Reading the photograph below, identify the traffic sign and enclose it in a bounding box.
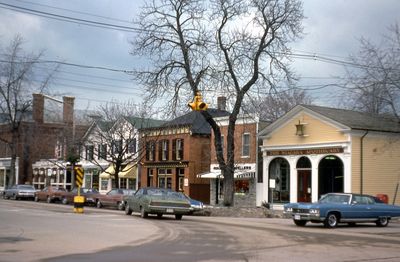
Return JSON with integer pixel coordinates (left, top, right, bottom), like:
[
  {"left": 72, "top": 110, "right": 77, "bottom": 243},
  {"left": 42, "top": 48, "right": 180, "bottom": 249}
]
[{"left": 74, "top": 166, "right": 84, "bottom": 187}]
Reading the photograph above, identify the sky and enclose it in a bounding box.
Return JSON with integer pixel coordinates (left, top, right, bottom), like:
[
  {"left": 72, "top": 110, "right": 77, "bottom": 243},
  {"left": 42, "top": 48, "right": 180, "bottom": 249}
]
[{"left": 0, "top": 0, "right": 399, "bottom": 112}]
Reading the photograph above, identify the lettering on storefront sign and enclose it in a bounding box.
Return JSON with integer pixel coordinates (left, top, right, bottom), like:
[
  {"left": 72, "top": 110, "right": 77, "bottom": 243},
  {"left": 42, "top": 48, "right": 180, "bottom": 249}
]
[{"left": 267, "top": 147, "right": 344, "bottom": 156}]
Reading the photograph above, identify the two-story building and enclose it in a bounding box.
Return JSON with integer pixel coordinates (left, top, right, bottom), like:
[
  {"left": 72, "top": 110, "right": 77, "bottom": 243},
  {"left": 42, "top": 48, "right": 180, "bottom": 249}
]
[
  {"left": 140, "top": 109, "right": 230, "bottom": 204},
  {"left": 79, "top": 116, "right": 165, "bottom": 193},
  {"left": 199, "top": 113, "right": 269, "bottom": 207},
  {"left": 2, "top": 94, "right": 89, "bottom": 190},
  {"left": 259, "top": 104, "right": 400, "bottom": 207}
]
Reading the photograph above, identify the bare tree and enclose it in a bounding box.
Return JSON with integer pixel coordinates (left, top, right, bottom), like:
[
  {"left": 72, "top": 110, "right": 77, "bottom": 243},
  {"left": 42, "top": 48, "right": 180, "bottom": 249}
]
[
  {"left": 132, "top": 0, "right": 304, "bottom": 206},
  {"left": 0, "top": 35, "right": 57, "bottom": 187},
  {"left": 344, "top": 23, "right": 400, "bottom": 120},
  {"left": 243, "top": 88, "right": 312, "bottom": 122},
  {"left": 83, "top": 101, "right": 161, "bottom": 189}
]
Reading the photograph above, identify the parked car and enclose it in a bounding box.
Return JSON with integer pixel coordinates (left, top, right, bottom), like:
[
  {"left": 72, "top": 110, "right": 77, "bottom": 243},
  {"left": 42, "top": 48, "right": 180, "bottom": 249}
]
[
  {"left": 60, "top": 188, "right": 99, "bottom": 205},
  {"left": 124, "top": 187, "right": 193, "bottom": 220},
  {"left": 96, "top": 188, "right": 135, "bottom": 210},
  {"left": 184, "top": 194, "right": 204, "bottom": 212},
  {"left": 34, "top": 186, "right": 67, "bottom": 203},
  {"left": 284, "top": 193, "right": 400, "bottom": 228},
  {"left": 3, "top": 184, "right": 36, "bottom": 200}
]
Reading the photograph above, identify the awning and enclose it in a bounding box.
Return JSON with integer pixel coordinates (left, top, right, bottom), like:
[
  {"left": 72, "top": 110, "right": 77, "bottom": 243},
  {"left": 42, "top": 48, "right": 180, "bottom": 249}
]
[
  {"left": 198, "top": 171, "right": 256, "bottom": 179},
  {"left": 100, "top": 165, "right": 115, "bottom": 179},
  {"left": 119, "top": 164, "right": 137, "bottom": 179}
]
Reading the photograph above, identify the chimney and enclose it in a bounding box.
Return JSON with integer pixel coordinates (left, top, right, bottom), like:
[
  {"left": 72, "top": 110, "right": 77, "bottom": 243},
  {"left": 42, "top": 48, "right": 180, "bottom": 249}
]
[
  {"left": 63, "top": 96, "right": 75, "bottom": 125},
  {"left": 32, "top": 93, "right": 44, "bottom": 123},
  {"left": 217, "top": 96, "right": 226, "bottom": 111}
]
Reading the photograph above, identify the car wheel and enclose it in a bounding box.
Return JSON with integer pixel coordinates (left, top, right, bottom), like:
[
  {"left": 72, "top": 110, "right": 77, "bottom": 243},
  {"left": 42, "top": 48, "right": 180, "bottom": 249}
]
[
  {"left": 12, "top": 194, "right": 18, "bottom": 200},
  {"left": 3, "top": 194, "right": 9, "bottom": 200},
  {"left": 293, "top": 220, "right": 307, "bottom": 227},
  {"left": 125, "top": 204, "right": 132, "bottom": 215},
  {"left": 324, "top": 212, "right": 339, "bottom": 228},
  {"left": 96, "top": 200, "right": 102, "bottom": 208},
  {"left": 376, "top": 217, "right": 389, "bottom": 227},
  {"left": 34, "top": 196, "right": 39, "bottom": 202},
  {"left": 140, "top": 206, "right": 148, "bottom": 218},
  {"left": 157, "top": 213, "right": 163, "bottom": 219},
  {"left": 118, "top": 202, "right": 125, "bottom": 211},
  {"left": 175, "top": 214, "right": 183, "bottom": 220},
  {"left": 47, "top": 196, "right": 52, "bottom": 203},
  {"left": 61, "top": 198, "right": 68, "bottom": 205}
]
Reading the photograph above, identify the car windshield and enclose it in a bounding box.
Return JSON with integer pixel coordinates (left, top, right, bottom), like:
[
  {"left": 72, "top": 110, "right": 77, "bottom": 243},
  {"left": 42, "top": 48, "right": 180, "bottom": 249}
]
[
  {"left": 319, "top": 194, "right": 350, "bottom": 204},
  {"left": 147, "top": 189, "right": 185, "bottom": 199}
]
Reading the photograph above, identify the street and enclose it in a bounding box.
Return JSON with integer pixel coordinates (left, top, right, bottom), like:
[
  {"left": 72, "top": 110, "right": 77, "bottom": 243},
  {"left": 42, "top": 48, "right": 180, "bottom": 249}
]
[{"left": 1, "top": 199, "right": 400, "bottom": 262}]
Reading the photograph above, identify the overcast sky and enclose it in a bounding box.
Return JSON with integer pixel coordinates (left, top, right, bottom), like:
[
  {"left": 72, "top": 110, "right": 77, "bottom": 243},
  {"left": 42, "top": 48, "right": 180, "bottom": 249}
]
[{"left": 0, "top": 0, "right": 399, "bottom": 111}]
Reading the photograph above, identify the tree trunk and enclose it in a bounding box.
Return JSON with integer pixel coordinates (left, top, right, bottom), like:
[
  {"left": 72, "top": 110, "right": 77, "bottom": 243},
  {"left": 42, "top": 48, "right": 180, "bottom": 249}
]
[{"left": 222, "top": 167, "right": 234, "bottom": 206}]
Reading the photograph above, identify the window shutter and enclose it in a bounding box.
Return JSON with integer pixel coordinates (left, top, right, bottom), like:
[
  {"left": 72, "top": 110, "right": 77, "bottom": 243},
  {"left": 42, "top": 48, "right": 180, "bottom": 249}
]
[
  {"left": 180, "top": 139, "right": 184, "bottom": 160},
  {"left": 158, "top": 141, "right": 162, "bottom": 161},
  {"left": 172, "top": 139, "right": 176, "bottom": 160}
]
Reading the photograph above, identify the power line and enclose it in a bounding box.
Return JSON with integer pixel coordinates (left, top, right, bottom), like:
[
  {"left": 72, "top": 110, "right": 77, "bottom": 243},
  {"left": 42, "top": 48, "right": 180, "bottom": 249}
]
[
  {"left": 13, "top": 0, "right": 133, "bottom": 25},
  {"left": 0, "top": 2, "right": 139, "bottom": 32}
]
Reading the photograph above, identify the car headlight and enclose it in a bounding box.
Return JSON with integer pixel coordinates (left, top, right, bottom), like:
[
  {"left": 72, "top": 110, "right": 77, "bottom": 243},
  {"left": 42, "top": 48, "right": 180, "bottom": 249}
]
[{"left": 309, "top": 209, "right": 319, "bottom": 214}]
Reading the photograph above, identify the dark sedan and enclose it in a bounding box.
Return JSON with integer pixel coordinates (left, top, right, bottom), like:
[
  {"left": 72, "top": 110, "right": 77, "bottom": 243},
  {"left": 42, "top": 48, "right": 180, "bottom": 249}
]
[
  {"left": 124, "top": 187, "right": 193, "bottom": 220},
  {"left": 284, "top": 193, "right": 400, "bottom": 228},
  {"left": 3, "top": 184, "right": 36, "bottom": 200}
]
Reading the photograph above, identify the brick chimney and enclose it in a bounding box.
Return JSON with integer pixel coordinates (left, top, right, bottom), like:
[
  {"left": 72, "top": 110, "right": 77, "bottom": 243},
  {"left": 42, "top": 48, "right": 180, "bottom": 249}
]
[
  {"left": 217, "top": 96, "right": 226, "bottom": 111},
  {"left": 63, "top": 96, "right": 75, "bottom": 125},
  {"left": 32, "top": 93, "right": 44, "bottom": 123}
]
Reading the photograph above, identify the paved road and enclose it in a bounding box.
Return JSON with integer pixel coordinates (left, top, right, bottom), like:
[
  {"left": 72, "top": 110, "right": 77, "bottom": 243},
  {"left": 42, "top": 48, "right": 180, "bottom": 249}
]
[{"left": 1, "top": 199, "right": 400, "bottom": 262}]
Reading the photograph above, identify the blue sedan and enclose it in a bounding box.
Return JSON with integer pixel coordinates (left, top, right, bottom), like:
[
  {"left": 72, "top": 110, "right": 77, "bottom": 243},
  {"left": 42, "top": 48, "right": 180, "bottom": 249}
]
[{"left": 284, "top": 193, "right": 400, "bottom": 228}]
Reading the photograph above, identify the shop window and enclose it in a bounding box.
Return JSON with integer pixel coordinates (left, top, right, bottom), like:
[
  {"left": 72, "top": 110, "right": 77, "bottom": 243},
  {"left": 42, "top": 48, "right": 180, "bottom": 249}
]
[
  {"left": 158, "top": 168, "right": 172, "bottom": 189},
  {"left": 177, "top": 168, "right": 185, "bottom": 191},
  {"left": 147, "top": 169, "right": 154, "bottom": 187},
  {"left": 242, "top": 133, "right": 250, "bottom": 157},
  {"left": 235, "top": 180, "right": 249, "bottom": 195},
  {"left": 269, "top": 157, "right": 290, "bottom": 203},
  {"left": 100, "top": 178, "right": 108, "bottom": 191},
  {"left": 120, "top": 178, "right": 127, "bottom": 189}
]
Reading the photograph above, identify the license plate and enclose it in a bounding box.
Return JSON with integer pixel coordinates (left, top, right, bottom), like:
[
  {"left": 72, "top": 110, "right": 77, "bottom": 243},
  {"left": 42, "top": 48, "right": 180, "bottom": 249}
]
[
  {"left": 294, "top": 214, "right": 301, "bottom": 220},
  {"left": 166, "top": 208, "right": 174, "bottom": 213}
]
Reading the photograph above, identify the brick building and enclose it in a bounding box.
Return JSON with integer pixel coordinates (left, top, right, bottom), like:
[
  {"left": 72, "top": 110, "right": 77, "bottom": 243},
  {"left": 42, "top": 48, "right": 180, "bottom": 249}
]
[
  {"left": 0, "top": 94, "right": 88, "bottom": 191},
  {"left": 140, "top": 109, "right": 229, "bottom": 204},
  {"left": 200, "top": 113, "right": 269, "bottom": 207}
]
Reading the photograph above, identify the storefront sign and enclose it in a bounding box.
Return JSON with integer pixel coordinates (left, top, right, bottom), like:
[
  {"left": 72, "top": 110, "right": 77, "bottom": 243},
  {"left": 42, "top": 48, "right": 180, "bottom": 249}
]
[{"left": 267, "top": 147, "right": 343, "bottom": 156}]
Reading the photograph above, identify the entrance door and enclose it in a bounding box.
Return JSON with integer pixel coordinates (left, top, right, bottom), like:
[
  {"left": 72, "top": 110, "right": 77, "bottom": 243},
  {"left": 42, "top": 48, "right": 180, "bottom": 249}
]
[{"left": 297, "top": 170, "right": 311, "bottom": 202}]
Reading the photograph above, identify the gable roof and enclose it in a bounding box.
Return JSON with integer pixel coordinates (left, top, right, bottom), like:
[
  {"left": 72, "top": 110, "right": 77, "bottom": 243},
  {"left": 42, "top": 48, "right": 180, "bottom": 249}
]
[
  {"left": 124, "top": 116, "right": 166, "bottom": 129},
  {"left": 162, "top": 108, "right": 230, "bottom": 135},
  {"left": 301, "top": 105, "right": 400, "bottom": 133}
]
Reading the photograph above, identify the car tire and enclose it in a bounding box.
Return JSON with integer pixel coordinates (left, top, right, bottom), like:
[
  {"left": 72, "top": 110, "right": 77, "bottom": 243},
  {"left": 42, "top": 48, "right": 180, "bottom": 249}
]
[
  {"left": 125, "top": 204, "right": 132, "bottom": 215},
  {"left": 293, "top": 220, "right": 307, "bottom": 227},
  {"left": 34, "top": 196, "right": 39, "bottom": 202},
  {"left": 12, "top": 194, "right": 18, "bottom": 200},
  {"left": 96, "top": 200, "right": 102, "bottom": 208},
  {"left": 61, "top": 198, "right": 68, "bottom": 205},
  {"left": 3, "top": 194, "right": 8, "bottom": 200},
  {"left": 46, "top": 196, "right": 52, "bottom": 203},
  {"left": 376, "top": 217, "right": 389, "bottom": 227},
  {"left": 324, "top": 212, "right": 339, "bottom": 228},
  {"left": 118, "top": 202, "right": 125, "bottom": 211},
  {"left": 157, "top": 213, "right": 163, "bottom": 219},
  {"left": 175, "top": 214, "right": 183, "bottom": 220},
  {"left": 140, "top": 206, "right": 148, "bottom": 218}
]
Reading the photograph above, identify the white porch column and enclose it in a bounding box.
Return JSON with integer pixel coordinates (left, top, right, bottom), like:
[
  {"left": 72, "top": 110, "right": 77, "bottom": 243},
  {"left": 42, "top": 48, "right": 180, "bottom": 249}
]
[{"left": 310, "top": 156, "right": 319, "bottom": 202}]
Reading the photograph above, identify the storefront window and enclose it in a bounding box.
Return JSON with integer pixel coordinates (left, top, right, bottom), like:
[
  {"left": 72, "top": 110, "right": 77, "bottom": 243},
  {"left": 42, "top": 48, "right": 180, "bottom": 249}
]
[
  {"left": 100, "top": 178, "right": 108, "bottom": 191},
  {"left": 235, "top": 180, "right": 249, "bottom": 195},
  {"left": 158, "top": 168, "right": 172, "bottom": 189},
  {"left": 269, "top": 158, "right": 290, "bottom": 203}
]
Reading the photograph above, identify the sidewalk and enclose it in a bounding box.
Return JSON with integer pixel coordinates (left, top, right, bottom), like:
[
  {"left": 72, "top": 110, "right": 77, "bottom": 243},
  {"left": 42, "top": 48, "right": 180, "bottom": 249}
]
[{"left": 201, "top": 206, "right": 285, "bottom": 218}]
